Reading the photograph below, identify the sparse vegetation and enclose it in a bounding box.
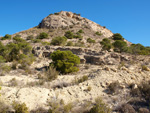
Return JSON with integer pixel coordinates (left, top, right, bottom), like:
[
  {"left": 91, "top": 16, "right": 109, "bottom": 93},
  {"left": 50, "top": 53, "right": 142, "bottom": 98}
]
[
  {"left": 50, "top": 50, "right": 80, "bottom": 74},
  {"left": 89, "top": 97, "right": 111, "bottom": 113},
  {"left": 77, "top": 75, "right": 88, "bottom": 83},
  {"left": 12, "top": 101, "right": 29, "bottom": 113},
  {"left": 1, "top": 34, "right": 11, "bottom": 40},
  {"left": 64, "top": 103, "right": 73, "bottom": 113},
  {"left": 87, "top": 38, "right": 96, "bottom": 43},
  {"left": 44, "top": 66, "right": 59, "bottom": 81},
  {"left": 74, "top": 41, "right": 84, "bottom": 47},
  {"left": 107, "top": 81, "right": 121, "bottom": 94},
  {"left": 66, "top": 41, "right": 74, "bottom": 46},
  {"left": 64, "top": 31, "right": 74, "bottom": 39},
  {"left": 100, "top": 38, "right": 112, "bottom": 51},
  {"left": 51, "top": 36, "right": 67, "bottom": 46},
  {"left": 37, "top": 32, "right": 48, "bottom": 39},
  {"left": 95, "top": 31, "right": 102, "bottom": 36}
]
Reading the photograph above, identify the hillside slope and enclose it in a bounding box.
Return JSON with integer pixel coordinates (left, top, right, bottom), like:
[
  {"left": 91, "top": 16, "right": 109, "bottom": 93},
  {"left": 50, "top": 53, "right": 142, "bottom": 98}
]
[{"left": 0, "top": 11, "right": 150, "bottom": 113}]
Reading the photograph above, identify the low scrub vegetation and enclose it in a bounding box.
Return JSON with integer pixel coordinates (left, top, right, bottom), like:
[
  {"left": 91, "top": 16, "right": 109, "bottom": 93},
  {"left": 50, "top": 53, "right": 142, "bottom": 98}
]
[
  {"left": 87, "top": 38, "right": 95, "bottom": 43},
  {"left": 95, "top": 31, "right": 102, "bottom": 36},
  {"left": 89, "top": 97, "right": 111, "bottom": 113},
  {"left": 37, "top": 32, "right": 48, "bottom": 39},
  {"left": 50, "top": 50, "right": 80, "bottom": 74},
  {"left": 1, "top": 34, "right": 11, "bottom": 40},
  {"left": 100, "top": 38, "right": 112, "bottom": 51},
  {"left": 51, "top": 36, "right": 67, "bottom": 46}
]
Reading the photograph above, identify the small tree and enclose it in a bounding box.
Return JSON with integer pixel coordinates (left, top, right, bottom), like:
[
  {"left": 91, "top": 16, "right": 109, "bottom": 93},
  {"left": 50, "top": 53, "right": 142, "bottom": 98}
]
[
  {"left": 37, "top": 32, "right": 48, "bottom": 39},
  {"left": 51, "top": 36, "right": 67, "bottom": 46},
  {"left": 113, "top": 40, "right": 128, "bottom": 53},
  {"left": 87, "top": 38, "right": 95, "bottom": 43},
  {"left": 64, "top": 31, "right": 74, "bottom": 39},
  {"left": 1, "top": 34, "right": 11, "bottom": 40},
  {"left": 50, "top": 50, "right": 80, "bottom": 74},
  {"left": 100, "top": 38, "right": 112, "bottom": 51},
  {"left": 112, "top": 33, "right": 124, "bottom": 40}
]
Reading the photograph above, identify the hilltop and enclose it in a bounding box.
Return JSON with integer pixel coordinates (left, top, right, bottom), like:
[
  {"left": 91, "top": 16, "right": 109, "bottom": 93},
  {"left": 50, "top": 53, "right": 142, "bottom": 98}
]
[{"left": 0, "top": 11, "right": 150, "bottom": 113}]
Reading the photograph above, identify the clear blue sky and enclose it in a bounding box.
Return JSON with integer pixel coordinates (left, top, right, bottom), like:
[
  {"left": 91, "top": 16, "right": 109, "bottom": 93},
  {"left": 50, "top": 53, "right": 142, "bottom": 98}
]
[{"left": 0, "top": 0, "right": 150, "bottom": 46}]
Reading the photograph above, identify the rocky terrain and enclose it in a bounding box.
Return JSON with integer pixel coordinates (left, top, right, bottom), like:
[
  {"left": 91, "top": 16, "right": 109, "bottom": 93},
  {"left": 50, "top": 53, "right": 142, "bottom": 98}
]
[{"left": 0, "top": 11, "right": 150, "bottom": 113}]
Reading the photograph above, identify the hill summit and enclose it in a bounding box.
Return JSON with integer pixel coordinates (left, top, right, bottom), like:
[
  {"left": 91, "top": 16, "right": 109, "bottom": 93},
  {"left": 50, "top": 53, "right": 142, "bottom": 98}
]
[{"left": 39, "top": 11, "right": 113, "bottom": 38}]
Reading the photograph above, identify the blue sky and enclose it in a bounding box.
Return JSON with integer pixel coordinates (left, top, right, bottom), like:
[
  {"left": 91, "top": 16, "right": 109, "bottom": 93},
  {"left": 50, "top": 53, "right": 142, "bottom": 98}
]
[{"left": 0, "top": 0, "right": 150, "bottom": 46}]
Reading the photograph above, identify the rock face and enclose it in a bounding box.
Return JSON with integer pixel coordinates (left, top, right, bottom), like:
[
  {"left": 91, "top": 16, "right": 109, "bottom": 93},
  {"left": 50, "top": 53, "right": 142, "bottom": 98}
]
[{"left": 39, "top": 11, "right": 113, "bottom": 38}]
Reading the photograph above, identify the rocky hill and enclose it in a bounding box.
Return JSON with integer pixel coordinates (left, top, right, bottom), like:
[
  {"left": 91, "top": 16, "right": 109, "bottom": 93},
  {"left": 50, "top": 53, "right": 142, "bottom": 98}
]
[{"left": 0, "top": 11, "right": 150, "bottom": 113}]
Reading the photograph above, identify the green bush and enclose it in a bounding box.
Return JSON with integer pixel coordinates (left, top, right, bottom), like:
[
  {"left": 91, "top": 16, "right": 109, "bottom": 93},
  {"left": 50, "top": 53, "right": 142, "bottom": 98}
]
[
  {"left": 41, "top": 41, "right": 51, "bottom": 46},
  {"left": 37, "top": 32, "right": 48, "bottom": 39},
  {"left": 89, "top": 97, "right": 111, "bottom": 113},
  {"left": 50, "top": 50, "right": 80, "bottom": 74},
  {"left": 1, "top": 34, "right": 11, "bottom": 40},
  {"left": 13, "top": 36, "right": 25, "bottom": 43},
  {"left": 112, "top": 33, "right": 124, "bottom": 40},
  {"left": 32, "top": 39, "right": 42, "bottom": 43},
  {"left": 78, "top": 29, "right": 84, "bottom": 33},
  {"left": 51, "top": 36, "right": 67, "bottom": 46},
  {"left": 64, "top": 31, "right": 74, "bottom": 39},
  {"left": 100, "top": 38, "right": 112, "bottom": 51},
  {"left": 113, "top": 40, "right": 128, "bottom": 53},
  {"left": 78, "top": 75, "right": 88, "bottom": 83},
  {"left": 87, "top": 38, "right": 95, "bottom": 43},
  {"left": 12, "top": 102, "right": 29, "bottom": 113},
  {"left": 66, "top": 41, "right": 74, "bottom": 46},
  {"left": 95, "top": 32, "right": 102, "bottom": 36},
  {"left": 128, "top": 43, "right": 150, "bottom": 55},
  {"left": 73, "top": 32, "right": 83, "bottom": 40},
  {"left": 64, "top": 103, "right": 73, "bottom": 113}
]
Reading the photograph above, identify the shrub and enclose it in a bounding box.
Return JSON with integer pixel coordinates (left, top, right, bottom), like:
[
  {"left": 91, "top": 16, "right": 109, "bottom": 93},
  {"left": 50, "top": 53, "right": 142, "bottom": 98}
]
[
  {"left": 41, "top": 41, "right": 50, "bottom": 46},
  {"left": 73, "top": 32, "right": 83, "bottom": 39},
  {"left": 74, "top": 41, "right": 84, "bottom": 47},
  {"left": 113, "top": 40, "right": 128, "bottom": 53},
  {"left": 87, "top": 38, "right": 95, "bottom": 43},
  {"left": 64, "top": 103, "right": 73, "bottom": 113},
  {"left": 37, "top": 32, "right": 48, "bottom": 39},
  {"left": 44, "top": 66, "right": 59, "bottom": 81},
  {"left": 64, "top": 31, "right": 74, "bottom": 39},
  {"left": 50, "top": 50, "right": 80, "bottom": 74},
  {"left": 51, "top": 36, "right": 67, "bottom": 46},
  {"left": 32, "top": 39, "right": 42, "bottom": 43},
  {"left": 0, "top": 64, "right": 11, "bottom": 76},
  {"left": 0, "top": 55, "right": 6, "bottom": 63},
  {"left": 87, "top": 86, "right": 92, "bottom": 91},
  {"left": 26, "top": 35, "right": 34, "bottom": 40},
  {"left": 95, "top": 32, "right": 102, "bottom": 36},
  {"left": 118, "top": 104, "right": 136, "bottom": 113},
  {"left": 78, "top": 29, "right": 84, "bottom": 33},
  {"left": 107, "top": 81, "right": 121, "bottom": 94},
  {"left": 66, "top": 41, "right": 74, "bottom": 46},
  {"left": 112, "top": 33, "right": 124, "bottom": 40},
  {"left": 78, "top": 75, "right": 88, "bottom": 83},
  {"left": 100, "top": 38, "right": 112, "bottom": 51},
  {"left": 128, "top": 43, "right": 150, "bottom": 55},
  {"left": 89, "top": 97, "right": 111, "bottom": 113},
  {"left": 141, "top": 65, "right": 149, "bottom": 71},
  {"left": 12, "top": 101, "right": 29, "bottom": 113},
  {"left": 1, "top": 34, "right": 11, "bottom": 40},
  {"left": 13, "top": 36, "right": 25, "bottom": 43}
]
